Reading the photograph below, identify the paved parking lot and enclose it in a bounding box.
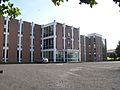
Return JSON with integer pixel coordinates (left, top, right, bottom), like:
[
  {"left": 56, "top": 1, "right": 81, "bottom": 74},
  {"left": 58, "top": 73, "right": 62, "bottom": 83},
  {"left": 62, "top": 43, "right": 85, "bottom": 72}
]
[{"left": 0, "top": 61, "right": 120, "bottom": 90}]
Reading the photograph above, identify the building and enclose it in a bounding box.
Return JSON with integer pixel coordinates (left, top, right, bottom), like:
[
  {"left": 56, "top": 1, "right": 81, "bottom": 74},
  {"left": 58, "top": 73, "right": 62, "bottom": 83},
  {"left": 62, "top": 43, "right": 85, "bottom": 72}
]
[
  {"left": 81, "top": 33, "right": 107, "bottom": 62},
  {"left": 0, "top": 16, "right": 107, "bottom": 63},
  {"left": 41, "top": 21, "right": 81, "bottom": 62},
  {"left": 0, "top": 16, "right": 41, "bottom": 63}
]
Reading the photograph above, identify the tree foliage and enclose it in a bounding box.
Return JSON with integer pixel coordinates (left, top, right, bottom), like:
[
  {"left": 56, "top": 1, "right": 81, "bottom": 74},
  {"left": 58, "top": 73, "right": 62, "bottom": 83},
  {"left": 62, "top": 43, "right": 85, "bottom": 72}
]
[
  {"left": 0, "top": 0, "right": 120, "bottom": 19},
  {"left": 52, "top": 0, "right": 120, "bottom": 7},
  {"left": 0, "top": 0, "right": 21, "bottom": 18},
  {"left": 113, "top": 0, "right": 120, "bottom": 7},
  {"left": 109, "top": 52, "right": 117, "bottom": 60},
  {"left": 52, "top": 0, "right": 97, "bottom": 7},
  {"left": 115, "top": 41, "right": 120, "bottom": 58}
]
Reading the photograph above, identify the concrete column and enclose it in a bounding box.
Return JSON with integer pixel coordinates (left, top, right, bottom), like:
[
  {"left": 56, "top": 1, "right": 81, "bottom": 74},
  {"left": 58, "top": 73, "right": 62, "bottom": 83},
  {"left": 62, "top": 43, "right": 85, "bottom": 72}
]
[
  {"left": 71, "top": 26, "right": 74, "bottom": 49},
  {"left": 53, "top": 20, "right": 56, "bottom": 62},
  {"left": 84, "top": 36, "right": 86, "bottom": 62},
  {"left": 18, "top": 19, "right": 23, "bottom": 63},
  {"left": 63, "top": 23, "right": 66, "bottom": 62},
  {"left": 78, "top": 27, "right": 81, "bottom": 62},
  {"left": 30, "top": 22, "right": 34, "bottom": 63},
  {"left": 41, "top": 25, "right": 44, "bottom": 59},
  {"left": 4, "top": 17, "right": 9, "bottom": 63}
]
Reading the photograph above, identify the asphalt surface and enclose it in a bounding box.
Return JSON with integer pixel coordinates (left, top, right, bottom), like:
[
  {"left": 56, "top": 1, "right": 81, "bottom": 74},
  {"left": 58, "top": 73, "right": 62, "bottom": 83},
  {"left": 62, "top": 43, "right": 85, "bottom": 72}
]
[{"left": 0, "top": 61, "right": 120, "bottom": 90}]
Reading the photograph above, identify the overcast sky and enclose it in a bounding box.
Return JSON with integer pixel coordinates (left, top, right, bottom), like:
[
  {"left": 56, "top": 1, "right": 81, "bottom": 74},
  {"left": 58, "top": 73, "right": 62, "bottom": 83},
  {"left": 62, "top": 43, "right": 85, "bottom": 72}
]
[{"left": 11, "top": 0, "right": 120, "bottom": 50}]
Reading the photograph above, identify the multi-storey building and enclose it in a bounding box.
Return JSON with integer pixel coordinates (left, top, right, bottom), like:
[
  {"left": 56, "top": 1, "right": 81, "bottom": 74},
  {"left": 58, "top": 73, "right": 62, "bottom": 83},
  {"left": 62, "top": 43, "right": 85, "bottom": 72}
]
[
  {"left": 0, "top": 16, "right": 107, "bottom": 63},
  {"left": 81, "top": 33, "right": 107, "bottom": 62},
  {"left": 41, "top": 21, "right": 81, "bottom": 62},
  {"left": 0, "top": 16, "right": 41, "bottom": 63}
]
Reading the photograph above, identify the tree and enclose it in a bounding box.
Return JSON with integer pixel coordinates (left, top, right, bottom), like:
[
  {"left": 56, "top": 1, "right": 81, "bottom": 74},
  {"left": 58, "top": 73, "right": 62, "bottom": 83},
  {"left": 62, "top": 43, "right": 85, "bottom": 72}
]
[
  {"left": 115, "top": 41, "right": 120, "bottom": 59},
  {"left": 52, "top": 0, "right": 120, "bottom": 7},
  {"left": 52, "top": 0, "right": 97, "bottom": 8},
  {"left": 109, "top": 52, "right": 117, "bottom": 60},
  {"left": 0, "top": 0, "right": 120, "bottom": 18},
  {"left": 0, "top": 0, "right": 21, "bottom": 18}
]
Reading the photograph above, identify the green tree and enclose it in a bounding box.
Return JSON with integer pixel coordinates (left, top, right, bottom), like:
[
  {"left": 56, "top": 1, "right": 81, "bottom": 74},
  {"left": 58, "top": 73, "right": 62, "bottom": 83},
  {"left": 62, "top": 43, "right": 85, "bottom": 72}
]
[
  {"left": 52, "top": 0, "right": 97, "bottom": 7},
  {"left": 0, "top": 0, "right": 21, "bottom": 18},
  {"left": 0, "top": 0, "right": 120, "bottom": 18},
  {"left": 109, "top": 52, "right": 117, "bottom": 60},
  {"left": 52, "top": 0, "right": 120, "bottom": 7},
  {"left": 115, "top": 41, "right": 120, "bottom": 59}
]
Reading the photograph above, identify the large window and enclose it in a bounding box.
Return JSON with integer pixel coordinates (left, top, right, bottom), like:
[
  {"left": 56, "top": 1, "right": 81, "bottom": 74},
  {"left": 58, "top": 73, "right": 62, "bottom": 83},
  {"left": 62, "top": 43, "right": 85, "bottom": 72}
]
[
  {"left": 56, "top": 51, "right": 64, "bottom": 62},
  {"left": 43, "top": 25, "right": 54, "bottom": 37},
  {"left": 65, "top": 51, "right": 79, "bottom": 62},
  {"left": 43, "top": 51, "right": 53, "bottom": 62},
  {"left": 43, "top": 38, "right": 54, "bottom": 49}
]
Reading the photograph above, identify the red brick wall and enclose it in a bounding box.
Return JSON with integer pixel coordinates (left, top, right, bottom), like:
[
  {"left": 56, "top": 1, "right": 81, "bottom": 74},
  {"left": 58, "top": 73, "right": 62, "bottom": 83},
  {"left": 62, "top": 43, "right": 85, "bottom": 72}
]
[
  {"left": 86, "top": 37, "right": 89, "bottom": 62},
  {"left": 0, "top": 16, "right": 4, "bottom": 62},
  {"left": 56, "top": 23, "right": 63, "bottom": 50},
  {"left": 34, "top": 24, "right": 41, "bottom": 62},
  {"left": 22, "top": 21, "right": 30, "bottom": 62},
  {"left": 8, "top": 19, "right": 19, "bottom": 63},
  {"left": 80, "top": 35, "right": 85, "bottom": 62},
  {"left": 73, "top": 28, "right": 79, "bottom": 49},
  {"left": 89, "top": 36, "right": 94, "bottom": 61},
  {"left": 65, "top": 25, "right": 72, "bottom": 49}
]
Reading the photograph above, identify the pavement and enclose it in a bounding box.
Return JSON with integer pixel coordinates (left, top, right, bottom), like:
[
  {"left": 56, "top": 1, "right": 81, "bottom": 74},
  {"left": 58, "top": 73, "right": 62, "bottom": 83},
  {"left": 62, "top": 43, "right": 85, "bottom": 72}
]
[{"left": 0, "top": 61, "right": 120, "bottom": 90}]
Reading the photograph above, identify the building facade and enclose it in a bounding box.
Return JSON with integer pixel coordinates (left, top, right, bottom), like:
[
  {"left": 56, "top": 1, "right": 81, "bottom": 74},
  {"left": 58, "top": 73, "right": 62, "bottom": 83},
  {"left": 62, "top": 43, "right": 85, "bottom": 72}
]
[
  {"left": 41, "top": 21, "right": 81, "bottom": 62},
  {"left": 0, "top": 16, "right": 107, "bottom": 63},
  {"left": 81, "top": 33, "right": 107, "bottom": 62},
  {"left": 0, "top": 16, "right": 41, "bottom": 63}
]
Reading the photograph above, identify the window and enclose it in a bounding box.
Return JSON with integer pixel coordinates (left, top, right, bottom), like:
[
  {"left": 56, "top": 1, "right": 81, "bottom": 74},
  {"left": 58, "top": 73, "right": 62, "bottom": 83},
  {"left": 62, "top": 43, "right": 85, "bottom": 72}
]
[
  {"left": 43, "top": 38, "right": 54, "bottom": 49},
  {"left": 30, "top": 51, "right": 34, "bottom": 62},
  {"left": 49, "top": 38, "right": 54, "bottom": 48},
  {"left": 21, "top": 24, "right": 23, "bottom": 34},
  {"left": 30, "top": 27, "right": 32, "bottom": 36},
  {"left": 4, "top": 19, "right": 6, "bottom": 25},
  {"left": 20, "top": 51, "right": 22, "bottom": 59},
  {"left": 41, "top": 28, "right": 42, "bottom": 37},
  {"left": 94, "top": 38, "right": 96, "bottom": 43},
  {"left": 6, "top": 49, "right": 8, "bottom": 58},
  {"left": 2, "top": 50, "right": 5, "bottom": 58},
  {"left": 49, "top": 25, "right": 54, "bottom": 36},
  {"left": 33, "top": 51, "right": 34, "bottom": 61},
  {"left": 68, "top": 33, "right": 70, "bottom": 37},
  {"left": 8, "top": 21, "right": 10, "bottom": 32},
  {"left": 89, "top": 39, "right": 90, "bottom": 45},
  {"left": 94, "top": 48, "right": 96, "bottom": 52},
  {"left": 18, "top": 23, "right": 20, "bottom": 34},
  {"left": 17, "top": 50, "right": 19, "bottom": 61},
  {"left": 56, "top": 51, "right": 64, "bottom": 62},
  {"left": 7, "top": 35, "right": 9, "bottom": 47},
  {"left": 43, "top": 25, "right": 54, "bottom": 37},
  {"left": 94, "top": 53, "right": 96, "bottom": 57},
  {"left": 3, "top": 34, "right": 5, "bottom": 46},
  {"left": 66, "top": 52, "right": 79, "bottom": 62},
  {"left": 4, "top": 28, "right": 6, "bottom": 32},
  {"left": 43, "top": 51, "right": 53, "bottom": 62}
]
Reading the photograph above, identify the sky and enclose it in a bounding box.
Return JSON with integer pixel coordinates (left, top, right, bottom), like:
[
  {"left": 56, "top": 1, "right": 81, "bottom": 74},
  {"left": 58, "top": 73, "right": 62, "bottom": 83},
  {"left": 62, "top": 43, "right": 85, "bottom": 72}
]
[{"left": 11, "top": 0, "right": 120, "bottom": 50}]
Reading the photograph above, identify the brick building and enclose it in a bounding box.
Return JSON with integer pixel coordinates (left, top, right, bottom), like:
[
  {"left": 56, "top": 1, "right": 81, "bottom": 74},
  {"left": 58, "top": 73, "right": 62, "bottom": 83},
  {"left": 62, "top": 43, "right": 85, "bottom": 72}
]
[
  {"left": 0, "top": 16, "right": 107, "bottom": 63},
  {"left": 81, "top": 33, "right": 107, "bottom": 62},
  {"left": 0, "top": 16, "right": 41, "bottom": 63},
  {"left": 41, "top": 21, "right": 81, "bottom": 62}
]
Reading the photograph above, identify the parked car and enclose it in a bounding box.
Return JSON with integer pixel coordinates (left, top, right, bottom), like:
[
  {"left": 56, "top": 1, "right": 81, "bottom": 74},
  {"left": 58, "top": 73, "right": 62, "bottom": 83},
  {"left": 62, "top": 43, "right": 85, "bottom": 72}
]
[{"left": 42, "top": 57, "right": 49, "bottom": 63}]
